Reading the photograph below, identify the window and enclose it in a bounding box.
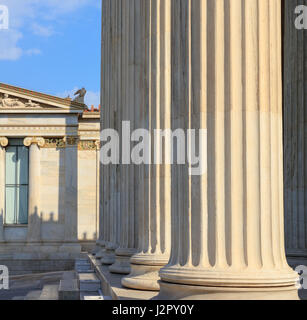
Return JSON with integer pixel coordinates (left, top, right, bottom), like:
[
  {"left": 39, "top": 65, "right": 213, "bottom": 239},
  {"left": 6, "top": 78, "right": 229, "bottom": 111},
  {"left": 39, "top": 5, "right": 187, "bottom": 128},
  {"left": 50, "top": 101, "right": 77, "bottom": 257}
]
[{"left": 5, "top": 139, "right": 29, "bottom": 225}]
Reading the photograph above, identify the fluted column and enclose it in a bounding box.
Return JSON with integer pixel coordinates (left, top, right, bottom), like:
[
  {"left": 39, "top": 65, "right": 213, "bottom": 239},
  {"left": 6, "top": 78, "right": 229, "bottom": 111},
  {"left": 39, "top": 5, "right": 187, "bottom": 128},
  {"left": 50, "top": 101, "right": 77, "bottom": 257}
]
[
  {"left": 101, "top": 0, "right": 119, "bottom": 265},
  {"left": 24, "top": 137, "right": 45, "bottom": 242},
  {"left": 284, "top": 0, "right": 307, "bottom": 267},
  {"left": 0, "top": 137, "right": 8, "bottom": 241},
  {"left": 121, "top": 0, "right": 172, "bottom": 291},
  {"left": 109, "top": 0, "right": 138, "bottom": 274},
  {"left": 158, "top": 0, "right": 298, "bottom": 300}
]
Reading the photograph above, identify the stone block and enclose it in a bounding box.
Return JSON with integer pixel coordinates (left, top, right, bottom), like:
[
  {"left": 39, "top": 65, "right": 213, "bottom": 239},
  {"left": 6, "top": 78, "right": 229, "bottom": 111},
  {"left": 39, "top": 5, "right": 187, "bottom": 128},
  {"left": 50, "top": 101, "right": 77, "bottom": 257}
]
[{"left": 58, "top": 279, "right": 79, "bottom": 300}]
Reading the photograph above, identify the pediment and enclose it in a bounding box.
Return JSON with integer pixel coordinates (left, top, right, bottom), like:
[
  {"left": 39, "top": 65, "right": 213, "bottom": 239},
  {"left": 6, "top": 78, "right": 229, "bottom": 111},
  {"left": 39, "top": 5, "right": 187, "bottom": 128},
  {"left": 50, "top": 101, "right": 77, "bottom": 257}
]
[{"left": 0, "top": 83, "right": 86, "bottom": 113}]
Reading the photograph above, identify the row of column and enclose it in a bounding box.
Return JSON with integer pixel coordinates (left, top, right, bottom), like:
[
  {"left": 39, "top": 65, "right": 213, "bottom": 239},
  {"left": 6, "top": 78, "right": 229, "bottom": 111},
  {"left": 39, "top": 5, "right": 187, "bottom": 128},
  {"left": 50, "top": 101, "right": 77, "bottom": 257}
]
[{"left": 99, "top": 0, "right": 299, "bottom": 299}]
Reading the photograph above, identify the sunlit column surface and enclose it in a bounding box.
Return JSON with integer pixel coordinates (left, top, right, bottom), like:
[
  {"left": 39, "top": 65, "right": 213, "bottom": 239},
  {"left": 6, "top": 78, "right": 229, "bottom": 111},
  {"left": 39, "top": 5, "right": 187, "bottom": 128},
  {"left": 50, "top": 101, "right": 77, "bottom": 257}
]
[{"left": 157, "top": 0, "right": 299, "bottom": 300}]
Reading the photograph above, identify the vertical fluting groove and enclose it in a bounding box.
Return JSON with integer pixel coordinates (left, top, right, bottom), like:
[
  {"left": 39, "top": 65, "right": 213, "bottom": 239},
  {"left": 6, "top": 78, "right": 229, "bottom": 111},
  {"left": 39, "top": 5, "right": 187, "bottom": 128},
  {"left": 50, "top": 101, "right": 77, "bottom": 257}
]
[
  {"left": 244, "top": 0, "right": 262, "bottom": 269},
  {"left": 139, "top": 0, "right": 145, "bottom": 252},
  {"left": 270, "top": 0, "right": 282, "bottom": 267},
  {"left": 148, "top": 0, "right": 154, "bottom": 254},
  {"left": 162, "top": 0, "right": 171, "bottom": 256},
  {"left": 224, "top": 0, "right": 231, "bottom": 268},
  {"left": 177, "top": 0, "right": 184, "bottom": 266},
  {"left": 186, "top": 0, "right": 193, "bottom": 267},
  {"left": 122, "top": 0, "right": 128, "bottom": 249},
  {"left": 206, "top": 0, "right": 216, "bottom": 267},
  {"left": 214, "top": 0, "right": 227, "bottom": 269},
  {"left": 129, "top": 1, "right": 136, "bottom": 249},
  {"left": 101, "top": 0, "right": 106, "bottom": 245},
  {"left": 258, "top": 0, "right": 274, "bottom": 269},
  {"left": 276, "top": 0, "right": 287, "bottom": 267},
  {"left": 105, "top": 0, "right": 111, "bottom": 246},
  {"left": 199, "top": 0, "right": 210, "bottom": 269},
  {"left": 229, "top": 0, "right": 246, "bottom": 269},
  {"left": 169, "top": 0, "right": 179, "bottom": 266},
  {"left": 155, "top": 0, "right": 161, "bottom": 255},
  {"left": 117, "top": 0, "right": 122, "bottom": 247}
]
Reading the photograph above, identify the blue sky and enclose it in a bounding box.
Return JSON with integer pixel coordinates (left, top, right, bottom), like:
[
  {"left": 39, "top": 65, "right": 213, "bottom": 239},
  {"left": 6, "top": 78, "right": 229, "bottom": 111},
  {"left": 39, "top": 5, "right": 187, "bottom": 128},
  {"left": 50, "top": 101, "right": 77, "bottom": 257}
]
[{"left": 0, "top": 0, "right": 101, "bottom": 107}]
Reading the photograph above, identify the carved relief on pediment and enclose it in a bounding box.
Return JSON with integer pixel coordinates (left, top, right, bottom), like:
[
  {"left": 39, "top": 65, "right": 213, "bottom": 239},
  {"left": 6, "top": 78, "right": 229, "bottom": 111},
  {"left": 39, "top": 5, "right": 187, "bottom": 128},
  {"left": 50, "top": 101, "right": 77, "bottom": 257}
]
[{"left": 0, "top": 93, "right": 42, "bottom": 108}]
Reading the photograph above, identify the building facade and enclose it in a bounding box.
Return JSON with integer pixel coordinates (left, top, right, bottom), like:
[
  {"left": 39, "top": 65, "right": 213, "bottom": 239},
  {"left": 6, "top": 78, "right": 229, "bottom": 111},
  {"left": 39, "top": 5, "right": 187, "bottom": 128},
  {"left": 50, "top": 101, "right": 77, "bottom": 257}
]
[{"left": 0, "top": 83, "right": 100, "bottom": 273}]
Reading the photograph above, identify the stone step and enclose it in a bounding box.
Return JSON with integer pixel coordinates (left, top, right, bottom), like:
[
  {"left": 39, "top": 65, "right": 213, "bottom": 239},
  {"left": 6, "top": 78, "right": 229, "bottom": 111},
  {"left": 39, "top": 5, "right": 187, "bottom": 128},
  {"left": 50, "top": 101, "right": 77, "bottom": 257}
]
[
  {"left": 24, "top": 290, "right": 42, "bottom": 300},
  {"left": 75, "top": 259, "right": 89, "bottom": 265},
  {"left": 78, "top": 273, "right": 101, "bottom": 292},
  {"left": 75, "top": 264, "right": 92, "bottom": 272},
  {"left": 39, "top": 284, "right": 59, "bottom": 300},
  {"left": 58, "top": 279, "right": 79, "bottom": 300},
  {"left": 76, "top": 268, "right": 94, "bottom": 274}
]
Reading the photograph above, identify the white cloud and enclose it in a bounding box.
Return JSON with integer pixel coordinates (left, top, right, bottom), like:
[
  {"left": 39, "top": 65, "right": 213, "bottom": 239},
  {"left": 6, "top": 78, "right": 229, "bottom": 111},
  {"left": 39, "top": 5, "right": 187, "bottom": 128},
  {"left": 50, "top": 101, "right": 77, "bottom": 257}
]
[
  {"left": 57, "top": 87, "right": 100, "bottom": 107},
  {"left": 0, "top": 0, "right": 100, "bottom": 60}
]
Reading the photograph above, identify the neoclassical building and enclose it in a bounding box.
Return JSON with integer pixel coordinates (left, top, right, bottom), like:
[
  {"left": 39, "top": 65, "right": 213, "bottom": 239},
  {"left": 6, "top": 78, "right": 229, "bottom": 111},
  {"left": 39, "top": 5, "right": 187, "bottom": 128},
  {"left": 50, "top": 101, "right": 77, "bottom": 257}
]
[
  {"left": 95, "top": 0, "right": 307, "bottom": 300},
  {"left": 0, "top": 83, "right": 100, "bottom": 273}
]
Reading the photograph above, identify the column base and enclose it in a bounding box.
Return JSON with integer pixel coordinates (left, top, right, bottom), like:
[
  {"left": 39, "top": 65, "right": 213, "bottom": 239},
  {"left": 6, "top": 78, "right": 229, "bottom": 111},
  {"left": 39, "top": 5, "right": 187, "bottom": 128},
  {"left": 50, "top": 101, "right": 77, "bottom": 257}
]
[
  {"left": 156, "top": 281, "right": 299, "bottom": 300},
  {"left": 109, "top": 255, "right": 132, "bottom": 275},
  {"left": 101, "top": 248, "right": 116, "bottom": 265},
  {"left": 121, "top": 263, "right": 162, "bottom": 291},
  {"left": 109, "top": 248, "right": 136, "bottom": 275},
  {"left": 96, "top": 248, "right": 106, "bottom": 259}
]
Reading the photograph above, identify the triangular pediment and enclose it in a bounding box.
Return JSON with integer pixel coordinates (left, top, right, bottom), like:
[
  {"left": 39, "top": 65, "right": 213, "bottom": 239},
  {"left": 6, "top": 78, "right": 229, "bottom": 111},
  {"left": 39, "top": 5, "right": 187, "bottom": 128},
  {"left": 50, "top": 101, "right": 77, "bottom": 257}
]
[{"left": 0, "top": 83, "right": 86, "bottom": 113}]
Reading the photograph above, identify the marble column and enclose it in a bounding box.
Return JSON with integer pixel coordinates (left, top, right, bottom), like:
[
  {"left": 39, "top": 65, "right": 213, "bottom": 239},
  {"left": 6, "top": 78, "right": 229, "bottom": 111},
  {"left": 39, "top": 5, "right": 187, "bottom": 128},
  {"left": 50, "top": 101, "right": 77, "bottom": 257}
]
[
  {"left": 109, "top": 0, "right": 138, "bottom": 275},
  {"left": 0, "top": 137, "right": 8, "bottom": 241},
  {"left": 157, "top": 0, "right": 298, "bottom": 300},
  {"left": 100, "top": 0, "right": 119, "bottom": 265},
  {"left": 24, "top": 137, "right": 45, "bottom": 242},
  {"left": 283, "top": 0, "right": 307, "bottom": 267},
  {"left": 121, "top": 0, "right": 172, "bottom": 290}
]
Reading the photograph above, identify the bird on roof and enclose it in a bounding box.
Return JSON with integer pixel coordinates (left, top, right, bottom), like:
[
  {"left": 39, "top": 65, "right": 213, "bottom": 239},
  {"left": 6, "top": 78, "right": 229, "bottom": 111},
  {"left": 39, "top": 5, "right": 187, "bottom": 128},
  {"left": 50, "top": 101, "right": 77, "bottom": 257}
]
[{"left": 73, "top": 88, "right": 87, "bottom": 104}]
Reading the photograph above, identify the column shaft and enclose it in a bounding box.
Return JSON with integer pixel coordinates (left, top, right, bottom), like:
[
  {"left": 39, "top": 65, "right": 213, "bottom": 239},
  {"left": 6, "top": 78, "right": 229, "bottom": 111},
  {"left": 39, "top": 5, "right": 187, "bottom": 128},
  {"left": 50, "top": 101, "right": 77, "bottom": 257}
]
[
  {"left": 101, "top": 0, "right": 120, "bottom": 265},
  {"left": 158, "top": 0, "right": 298, "bottom": 300},
  {"left": 109, "top": 0, "right": 138, "bottom": 275},
  {"left": 121, "top": 0, "right": 172, "bottom": 291}
]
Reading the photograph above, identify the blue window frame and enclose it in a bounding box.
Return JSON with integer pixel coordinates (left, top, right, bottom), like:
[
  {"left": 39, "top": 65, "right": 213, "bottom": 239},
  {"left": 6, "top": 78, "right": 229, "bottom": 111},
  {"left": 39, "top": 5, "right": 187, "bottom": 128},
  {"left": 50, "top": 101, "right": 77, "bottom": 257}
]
[{"left": 5, "top": 139, "right": 29, "bottom": 225}]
